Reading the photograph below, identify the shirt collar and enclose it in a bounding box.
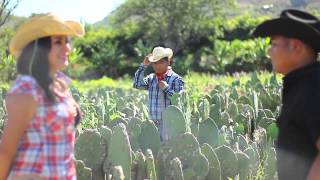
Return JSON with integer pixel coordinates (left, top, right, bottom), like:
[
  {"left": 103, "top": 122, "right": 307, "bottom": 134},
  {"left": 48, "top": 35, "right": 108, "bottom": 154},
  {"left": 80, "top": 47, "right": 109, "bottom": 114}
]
[{"left": 283, "top": 61, "right": 320, "bottom": 86}]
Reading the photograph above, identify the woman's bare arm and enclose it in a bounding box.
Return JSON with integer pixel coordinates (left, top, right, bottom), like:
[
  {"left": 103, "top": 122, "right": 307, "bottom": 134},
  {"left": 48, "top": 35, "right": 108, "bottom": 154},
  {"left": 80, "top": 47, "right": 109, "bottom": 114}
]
[{"left": 0, "top": 94, "right": 37, "bottom": 180}]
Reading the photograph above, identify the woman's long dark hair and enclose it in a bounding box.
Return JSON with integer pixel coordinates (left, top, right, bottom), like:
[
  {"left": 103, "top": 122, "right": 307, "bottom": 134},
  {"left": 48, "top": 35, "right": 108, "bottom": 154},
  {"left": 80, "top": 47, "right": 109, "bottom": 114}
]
[{"left": 17, "top": 36, "right": 55, "bottom": 102}]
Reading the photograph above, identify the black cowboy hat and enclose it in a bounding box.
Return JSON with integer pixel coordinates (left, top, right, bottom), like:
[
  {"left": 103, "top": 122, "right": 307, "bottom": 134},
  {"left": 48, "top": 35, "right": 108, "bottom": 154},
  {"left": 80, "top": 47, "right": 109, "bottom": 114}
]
[{"left": 253, "top": 9, "right": 320, "bottom": 52}]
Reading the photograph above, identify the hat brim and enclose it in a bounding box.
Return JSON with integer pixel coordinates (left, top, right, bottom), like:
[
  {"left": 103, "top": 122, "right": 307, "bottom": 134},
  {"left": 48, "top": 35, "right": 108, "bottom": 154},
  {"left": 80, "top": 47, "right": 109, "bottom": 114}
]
[
  {"left": 253, "top": 18, "right": 320, "bottom": 52},
  {"left": 148, "top": 55, "right": 163, "bottom": 63},
  {"left": 10, "top": 17, "right": 85, "bottom": 59}
]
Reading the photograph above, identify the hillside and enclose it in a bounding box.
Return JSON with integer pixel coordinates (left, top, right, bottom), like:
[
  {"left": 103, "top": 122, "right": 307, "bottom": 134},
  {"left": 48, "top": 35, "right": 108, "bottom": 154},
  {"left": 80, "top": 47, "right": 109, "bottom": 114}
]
[
  {"left": 238, "top": 0, "right": 320, "bottom": 7},
  {"left": 236, "top": 0, "right": 320, "bottom": 15},
  {"left": 94, "top": 0, "right": 320, "bottom": 27}
]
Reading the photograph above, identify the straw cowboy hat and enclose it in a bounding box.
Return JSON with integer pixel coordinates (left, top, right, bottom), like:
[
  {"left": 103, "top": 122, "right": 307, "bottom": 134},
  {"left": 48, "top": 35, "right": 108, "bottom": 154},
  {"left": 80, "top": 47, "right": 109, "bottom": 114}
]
[
  {"left": 9, "top": 12, "right": 85, "bottom": 59},
  {"left": 253, "top": 9, "right": 320, "bottom": 52},
  {"left": 148, "top": 46, "right": 173, "bottom": 62}
]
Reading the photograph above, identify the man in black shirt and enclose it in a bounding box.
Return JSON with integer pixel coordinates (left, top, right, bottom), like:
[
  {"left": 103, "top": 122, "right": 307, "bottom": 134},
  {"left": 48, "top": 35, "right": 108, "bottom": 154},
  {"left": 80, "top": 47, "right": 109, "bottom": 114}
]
[{"left": 253, "top": 9, "right": 320, "bottom": 180}]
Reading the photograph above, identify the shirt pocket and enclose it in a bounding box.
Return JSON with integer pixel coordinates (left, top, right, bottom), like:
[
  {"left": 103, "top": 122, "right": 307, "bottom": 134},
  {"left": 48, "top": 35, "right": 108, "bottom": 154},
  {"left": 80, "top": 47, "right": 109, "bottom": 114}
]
[{"left": 45, "top": 101, "right": 75, "bottom": 136}]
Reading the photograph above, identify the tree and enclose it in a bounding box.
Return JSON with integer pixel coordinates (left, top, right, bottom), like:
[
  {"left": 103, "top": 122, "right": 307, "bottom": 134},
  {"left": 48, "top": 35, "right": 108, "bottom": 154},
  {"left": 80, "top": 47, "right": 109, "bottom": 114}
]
[
  {"left": 0, "top": 0, "right": 20, "bottom": 28},
  {"left": 109, "top": 0, "right": 235, "bottom": 52}
]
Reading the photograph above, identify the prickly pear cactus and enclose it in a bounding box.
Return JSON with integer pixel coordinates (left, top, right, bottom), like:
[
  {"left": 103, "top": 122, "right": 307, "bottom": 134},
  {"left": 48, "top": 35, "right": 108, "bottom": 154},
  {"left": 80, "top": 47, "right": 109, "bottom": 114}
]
[
  {"left": 107, "top": 123, "right": 132, "bottom": 180},
  {"left": 257, "top": 117, "right": 273, "bottom": 129},
  {"left": 75, "top": 159, "right": 92, "bottom": 180},
  {"left": 156, "top": 133, "right": 209, "bottom": 180},
  {"left": 228, "top": 101, "right": 239, "bottom": 119},
  {"left": 98, "top": 125, "right": 112, "bottom": 145},
  {"left": 264, "top": 147, "right": 277, "bottom": 180},
  {"left": 189, "top": 118, "right": 200, "bottom": 138},
  {"left": 112, "top": 166, "right": 125, "bottom": 180},
  {"left": 214, "top": 145, "right": 238, "bottom": 179},
  {"left": 162, "top": 105, "right": 187, "bottom": 140},
  {"left": 182, "top": 169, "right": 194, "bottom": 180},
  {"left": 198, "top": 98, "right": 210, "bottom": 122},
  {"left": 244, "top": 146, "right": 260, "bottom": 176},
  {"left": 188, "top": 151, "right": 209, "bottom": 180},
  {"left": 133, "top": 151, "right": 147, "bottom": 180},
  {"left": 138, "top": 120, "right": 161, "bottom": 155},
  {"left": 211, "top": 93, "right": 223, "bottom": 111},
  {"left": 237, "top": 134, "right": 249, "bottom": 151},
  {"left": 122, "top": 106, "right": 136, "bottom": 117},
  {"left": 236, "top": 151, "right": 250, "bottom": 179},
  {"left": 229, "top": 88, "right": 239, "bottom": 100},
  {"left": 108, "top": 117, "right": 129, "bottom": 128},
  {"left": 127, "top": 117, "right": 142, "bottom": 131},
  {"left": 198, "top": 118, "right": 219, "bottom": 147},
  {"left": 127, "top": 117, "right": 143, "bottom": 151},
  {"left": 267, "top": 122, "right": 279, "bottom": 140},
  {"left": 171, "top": 92, "right": 181, "bottom": 106},
  {"left": 168, "top": 157, "right": 184, "bottom": 180},
  {"left": 209, "top": 104, "right": 221, "bottom": 124},
  {"left": 220, "top": 111, "right": 232, "bottom": 127},
  {"left": 145, "top": 149, "right": 157, "bottom": 180},
  {"left": 75, "top": 129, "right": 106, "bottom": 180},
  {"left": 263, "top": 109, "right": 275, "bottom": 119},
  {"left": 201, "top": 143, "right": 221, "bottom": 180}
]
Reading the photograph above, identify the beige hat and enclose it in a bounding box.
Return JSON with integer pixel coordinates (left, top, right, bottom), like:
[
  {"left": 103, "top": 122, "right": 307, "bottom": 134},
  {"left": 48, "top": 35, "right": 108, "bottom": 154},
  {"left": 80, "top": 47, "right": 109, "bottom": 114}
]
[
  {"left": 148, "top": 46, "right": 173, "bottom": 62},
  {"left": 9, "top": 12, "right": 85, "bottom": 59}
]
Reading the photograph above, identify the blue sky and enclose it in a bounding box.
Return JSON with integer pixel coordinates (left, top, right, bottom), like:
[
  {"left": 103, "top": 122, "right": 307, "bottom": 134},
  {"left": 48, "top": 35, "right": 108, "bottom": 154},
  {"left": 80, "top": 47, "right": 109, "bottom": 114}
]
[{"left": 11, "top": 0, "right": 125, "bottom": 24}]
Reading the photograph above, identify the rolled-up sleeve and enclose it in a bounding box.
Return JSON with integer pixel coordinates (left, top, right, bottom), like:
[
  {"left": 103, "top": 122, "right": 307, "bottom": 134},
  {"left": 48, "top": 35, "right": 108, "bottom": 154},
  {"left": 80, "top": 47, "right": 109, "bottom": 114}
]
[{"left": 133, "top": 64, "right": 149, "bottom": 90}]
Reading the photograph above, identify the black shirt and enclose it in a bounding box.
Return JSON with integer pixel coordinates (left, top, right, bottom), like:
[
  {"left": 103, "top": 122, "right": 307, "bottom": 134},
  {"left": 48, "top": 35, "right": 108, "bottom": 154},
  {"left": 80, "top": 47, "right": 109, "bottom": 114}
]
[{"left": 276, "top": 62, "right": 320, "bottom": 180}]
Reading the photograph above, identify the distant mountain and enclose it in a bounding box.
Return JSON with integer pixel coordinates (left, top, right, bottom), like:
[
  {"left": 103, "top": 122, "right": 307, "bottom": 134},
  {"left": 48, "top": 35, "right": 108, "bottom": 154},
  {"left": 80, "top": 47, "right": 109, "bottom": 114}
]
[
  {"left": 236, "top": 0, "right": 320, "bottom": 13},
  {"left": 94, "top": 16, "right": 109, "bottom": 28},
  {"left": 93, "top": 0, "right": 320, "bottom": 28},
  {"left": 238, "top": 0, "right": 319, "bottom": 7}
]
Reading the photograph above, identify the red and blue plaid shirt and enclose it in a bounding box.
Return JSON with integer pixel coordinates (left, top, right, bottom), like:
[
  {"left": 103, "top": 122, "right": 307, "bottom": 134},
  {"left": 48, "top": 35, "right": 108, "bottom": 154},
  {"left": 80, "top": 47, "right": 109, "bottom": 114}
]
[
  {"left": 7, "top": 73, "right": 77, "bottom": 180},
  {"left": 133, "top": 64, "right": 184, "bottom": 121}
]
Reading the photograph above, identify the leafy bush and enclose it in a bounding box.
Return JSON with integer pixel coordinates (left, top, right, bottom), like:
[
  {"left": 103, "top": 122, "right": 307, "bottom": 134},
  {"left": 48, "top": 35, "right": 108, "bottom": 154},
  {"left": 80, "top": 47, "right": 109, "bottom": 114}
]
[
  {"left": 220, "top": 13, "right": 269, "bottom": 41},
  {"left": 0, "top": 27, "right": 14, "bottom": 58},
  {"left": 0, "top": 55, "right": 16, "bottom": 82},
  {"left": 198, "top": 38, "right": 271, "bottom": 74}
]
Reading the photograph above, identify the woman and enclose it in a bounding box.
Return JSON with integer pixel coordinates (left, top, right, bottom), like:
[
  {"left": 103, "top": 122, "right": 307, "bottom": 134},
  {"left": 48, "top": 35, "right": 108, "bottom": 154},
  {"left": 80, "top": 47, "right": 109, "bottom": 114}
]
[{"left": 0, "top": 13, "right": 84, "bottom": 179}]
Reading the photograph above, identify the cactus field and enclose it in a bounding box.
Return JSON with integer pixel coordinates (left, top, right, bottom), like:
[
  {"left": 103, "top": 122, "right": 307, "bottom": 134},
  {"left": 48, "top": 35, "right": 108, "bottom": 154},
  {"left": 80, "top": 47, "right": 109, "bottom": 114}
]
[{"left": 0, "top": 72, "right": 281, "bottom": 180}]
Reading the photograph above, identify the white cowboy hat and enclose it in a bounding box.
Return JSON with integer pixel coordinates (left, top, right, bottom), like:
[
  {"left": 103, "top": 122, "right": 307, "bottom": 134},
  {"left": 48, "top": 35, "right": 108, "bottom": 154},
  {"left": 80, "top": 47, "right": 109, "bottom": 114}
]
[{"left": 148, "top": 46, "right": 173, "bottom": 62}]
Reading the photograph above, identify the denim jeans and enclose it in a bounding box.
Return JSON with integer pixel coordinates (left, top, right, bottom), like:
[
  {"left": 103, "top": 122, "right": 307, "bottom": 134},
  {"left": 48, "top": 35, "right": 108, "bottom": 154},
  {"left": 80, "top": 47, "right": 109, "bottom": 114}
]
[{"left": 153, "top": 119, "right": 168, "bottom": 141}]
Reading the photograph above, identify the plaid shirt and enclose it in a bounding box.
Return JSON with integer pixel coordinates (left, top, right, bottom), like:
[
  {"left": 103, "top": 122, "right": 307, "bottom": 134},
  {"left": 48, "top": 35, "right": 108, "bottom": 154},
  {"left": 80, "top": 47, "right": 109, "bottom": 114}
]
[
  {"left": 7, "top": 74, "right": 76, "bottom": 180},
  {"left": 133, "top": 64, "right": 184, "bottom": 120}
]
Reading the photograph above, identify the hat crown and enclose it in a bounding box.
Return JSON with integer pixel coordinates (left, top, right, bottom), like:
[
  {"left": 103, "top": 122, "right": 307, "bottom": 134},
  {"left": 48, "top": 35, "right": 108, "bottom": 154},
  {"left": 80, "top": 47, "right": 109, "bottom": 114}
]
[
  {"left": 10, "top": 12, "right": 84, "bottom": 59},
  {"left": 153, "top": 47, "right": 166, "bottom": 57},
  {"left": 28, "top": 12, "right": 62, "bottom": 22},
  {"left": 281, "top": 9, "right": 320, "bottom": 31},
  {"left": 148, "top": 46, "right": 173, "bottom": 62},
  {"left": 253, "top": 9, "right": 320, "bottom": 52}
]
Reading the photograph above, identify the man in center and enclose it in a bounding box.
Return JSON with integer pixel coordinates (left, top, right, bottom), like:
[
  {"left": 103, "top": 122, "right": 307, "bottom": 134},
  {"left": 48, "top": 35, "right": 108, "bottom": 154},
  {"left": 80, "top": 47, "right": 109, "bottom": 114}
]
[{"left": 133, "top": 46, "right": 184, "bottom": 141}]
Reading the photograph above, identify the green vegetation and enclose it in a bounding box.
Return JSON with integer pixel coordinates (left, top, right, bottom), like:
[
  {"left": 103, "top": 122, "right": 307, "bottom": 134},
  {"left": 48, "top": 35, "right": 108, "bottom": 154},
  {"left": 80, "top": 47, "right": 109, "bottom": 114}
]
[
  {"left": 1, "top": 0, "right": 319, "bottom": 80},
  {"left": 1, "top": 0, "right": 319, "bottom": 179},
  {"left": 69, "top": 72, "right": 280, "bottom": 180},
  {"left": 0, "top": 0, "right": 274, "bottom": 80}
]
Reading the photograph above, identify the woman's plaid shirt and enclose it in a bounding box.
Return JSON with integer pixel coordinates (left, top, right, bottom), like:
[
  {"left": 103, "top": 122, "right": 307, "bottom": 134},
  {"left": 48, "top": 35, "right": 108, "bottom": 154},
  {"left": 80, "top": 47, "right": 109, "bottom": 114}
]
[
  {"left": 133, "top": 64, "right": 184, "bottom": 121},
  {"left": 7, "top": 74, "right": 77, "bottom": 180}
]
